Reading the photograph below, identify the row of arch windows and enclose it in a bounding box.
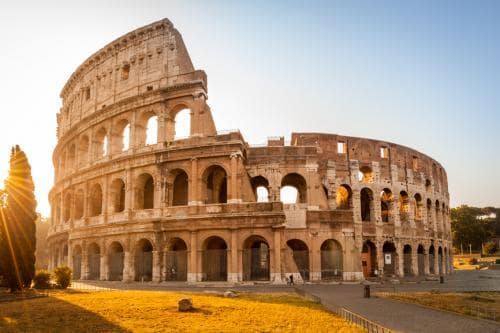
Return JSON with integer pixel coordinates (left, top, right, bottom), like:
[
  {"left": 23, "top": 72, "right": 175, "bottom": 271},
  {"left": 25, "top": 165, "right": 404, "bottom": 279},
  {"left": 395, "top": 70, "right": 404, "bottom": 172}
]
[
  {"left": 58, "top": 109, "right": 191, "bottom": 176},
  {"left": 62, "top": 236, "right": 343, "bottom": 282},
  {"left": 56, "top": 166, "right": 229, "bottom": 222}
]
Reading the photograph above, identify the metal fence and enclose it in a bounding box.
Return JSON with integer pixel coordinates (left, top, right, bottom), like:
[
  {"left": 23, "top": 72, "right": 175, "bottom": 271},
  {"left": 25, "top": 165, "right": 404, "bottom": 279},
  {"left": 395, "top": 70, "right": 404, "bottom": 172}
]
[
  {"left": 202, "top": 249, "right": 227, "bottom": 281},
  {"left": 243, "top": 248, "right": 270, "bottom": 281},
  {"left": 340, "top": 308, "right": 394, "bottom": 333},
  {"left": 164, "top": 251, "right": 188, "bottom": 281}
]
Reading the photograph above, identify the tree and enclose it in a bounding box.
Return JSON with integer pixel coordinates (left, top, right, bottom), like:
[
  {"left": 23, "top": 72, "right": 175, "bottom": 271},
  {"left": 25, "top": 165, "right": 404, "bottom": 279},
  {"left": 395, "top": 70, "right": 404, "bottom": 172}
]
[
  {"left": 0, "top": 146, "right": 37, "bottom": 291},
  {"left": 451, "top": 205, "right": 493, "bottom": 252}
]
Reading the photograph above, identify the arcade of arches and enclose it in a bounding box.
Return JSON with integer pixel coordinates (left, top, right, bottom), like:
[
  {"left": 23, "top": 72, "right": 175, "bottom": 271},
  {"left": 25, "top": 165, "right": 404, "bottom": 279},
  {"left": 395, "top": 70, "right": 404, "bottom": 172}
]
[{"left": 48, "top": 19, "right": 453, "bottom": 284}]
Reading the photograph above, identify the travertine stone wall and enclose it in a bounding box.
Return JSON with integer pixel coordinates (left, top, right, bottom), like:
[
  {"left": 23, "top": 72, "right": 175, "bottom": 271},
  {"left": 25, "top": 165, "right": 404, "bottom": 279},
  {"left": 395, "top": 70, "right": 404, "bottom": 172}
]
[{"left": 47, "top": 19, "right": 452, "bottom": 284}]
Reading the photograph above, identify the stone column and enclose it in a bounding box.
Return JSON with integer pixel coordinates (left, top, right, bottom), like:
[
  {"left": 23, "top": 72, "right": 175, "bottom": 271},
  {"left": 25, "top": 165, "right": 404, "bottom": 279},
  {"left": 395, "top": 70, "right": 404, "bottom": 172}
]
[
  {"left": 152, "top": 250, "right": 162, "bottom": 282},
  {"left": 228, "top": 152, "right": 242, "bottom": 204},
  {"left": 411, "top": 249, "right": 418, "bottom": 276},
  {"left": 433, "top": 250, "right": 438, "bottom": 275},
  {"left": 82, "top": 249, "right": 89, "bottom": 280},
  {"left": 125, "top": 168, "right": 133, "bottom": 211},
  {"left": 397, "top": 244, "right": 404, "bottom": 277},
  {"left": 228, "top": 230, "right": 239, "bottom": 282},
  {"left": 100, "top": 253, "right": 108, "bottom": 280},
  {"left": 342, "top": 229, "right": 362, "bottom": 281},
  {"left": 189, "top": 158, "right": 200, "bottom": 205},
  {"left": 188, "top": 232, "right": 198, "bottom": 282},
  {"left": 123, "top": 251, "right": 134, "bottom": 282},
  {"left": 67, "top": 244, "right": 73, "bottom": 273},
  {"left": 271, "top": 229, "right": 283, "bottom": 283},
  {"left": 309, "top": 236, "right": 321, "bottom": 281},
  {"left": 424, "top": 248, "right": 430, "bottom": 275},
  {"left": 376, "top": 241, "right": 384, "bottom": 277},
  {"left": 157, "top": 113, "right": 166, "bottom": 143}
]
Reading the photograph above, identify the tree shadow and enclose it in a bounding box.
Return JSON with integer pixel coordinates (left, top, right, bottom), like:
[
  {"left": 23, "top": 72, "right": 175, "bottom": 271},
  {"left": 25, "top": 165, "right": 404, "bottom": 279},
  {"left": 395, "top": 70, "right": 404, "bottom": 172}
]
[{"left": 0, "top": 295, "right": 130, "bottom": 332}]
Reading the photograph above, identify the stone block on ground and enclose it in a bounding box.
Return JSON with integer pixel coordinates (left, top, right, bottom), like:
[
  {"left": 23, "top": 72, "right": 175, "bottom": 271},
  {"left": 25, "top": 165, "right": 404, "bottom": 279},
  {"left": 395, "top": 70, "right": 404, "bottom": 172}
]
[{"left": 178, "top": 298, "right": 193, "bottom": 312}]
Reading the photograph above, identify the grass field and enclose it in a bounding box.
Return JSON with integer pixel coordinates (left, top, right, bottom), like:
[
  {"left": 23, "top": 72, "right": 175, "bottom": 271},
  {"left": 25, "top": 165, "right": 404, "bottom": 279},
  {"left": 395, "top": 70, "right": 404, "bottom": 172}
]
[
  {"left": 377, "top": 291, "right": 500, "bottom": 322},
  {"left": 0, "top": 290, "right": 362, "bottom": 332}
]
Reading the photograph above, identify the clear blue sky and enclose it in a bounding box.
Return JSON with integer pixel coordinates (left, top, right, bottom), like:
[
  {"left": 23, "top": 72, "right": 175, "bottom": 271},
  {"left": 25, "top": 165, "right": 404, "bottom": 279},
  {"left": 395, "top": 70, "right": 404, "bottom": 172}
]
[{"left": 0, "top": 0, "right": 499, "bottom": 216}]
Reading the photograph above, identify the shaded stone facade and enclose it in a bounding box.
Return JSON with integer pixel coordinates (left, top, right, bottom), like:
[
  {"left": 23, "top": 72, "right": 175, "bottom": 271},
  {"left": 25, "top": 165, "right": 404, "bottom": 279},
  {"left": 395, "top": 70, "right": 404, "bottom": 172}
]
[{"left": 47, "top": 19, "right": 452, "bottom": 283}]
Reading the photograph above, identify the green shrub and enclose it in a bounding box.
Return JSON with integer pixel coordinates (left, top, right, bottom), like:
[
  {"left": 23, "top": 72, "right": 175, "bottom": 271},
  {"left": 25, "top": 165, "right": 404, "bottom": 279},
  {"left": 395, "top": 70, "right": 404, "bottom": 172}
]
[
  {"left": 483, "top": 242, "right": 498, "bottom": 256},
  {"left": 33, "top": 270, "right": 52, "bottom": 289},
  {"left": 53, "top": 266, "right": 72, "bottom": 289}
]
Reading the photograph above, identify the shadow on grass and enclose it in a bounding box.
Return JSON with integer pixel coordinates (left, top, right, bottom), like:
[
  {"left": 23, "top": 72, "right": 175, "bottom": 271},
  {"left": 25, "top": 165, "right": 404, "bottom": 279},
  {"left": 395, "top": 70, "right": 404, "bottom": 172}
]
[{"left": 0, "top": 295, "right": 130, "bottom": 333}]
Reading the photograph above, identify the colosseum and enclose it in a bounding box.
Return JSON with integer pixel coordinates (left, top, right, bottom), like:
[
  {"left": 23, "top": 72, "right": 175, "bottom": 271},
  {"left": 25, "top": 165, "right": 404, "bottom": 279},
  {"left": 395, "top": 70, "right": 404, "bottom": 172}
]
[{"left": 47, "top": 19, "right": 452, "bottom": 284}]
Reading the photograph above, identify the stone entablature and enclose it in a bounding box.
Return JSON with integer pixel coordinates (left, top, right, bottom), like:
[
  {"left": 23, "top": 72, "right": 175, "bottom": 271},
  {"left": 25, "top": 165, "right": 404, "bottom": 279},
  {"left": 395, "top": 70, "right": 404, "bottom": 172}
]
[{"left": 48, "top": 19, "right": 453, "bottom": 284}]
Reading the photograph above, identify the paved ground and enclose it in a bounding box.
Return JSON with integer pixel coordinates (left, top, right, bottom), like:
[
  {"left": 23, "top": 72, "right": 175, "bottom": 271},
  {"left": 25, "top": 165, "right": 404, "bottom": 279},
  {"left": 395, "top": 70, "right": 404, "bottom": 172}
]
[
  {"left": 70, "top": 270, "right": 500, "bottom": 333},
  {"left": 299, "top": 284, "right": 499, "bottom": 333}
]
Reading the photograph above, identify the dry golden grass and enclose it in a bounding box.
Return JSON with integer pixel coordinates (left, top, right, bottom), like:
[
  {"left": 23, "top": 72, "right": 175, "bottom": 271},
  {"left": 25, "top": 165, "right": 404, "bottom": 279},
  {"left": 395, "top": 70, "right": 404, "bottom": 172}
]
[
  {"left": 377, "top": 291, "right": 500, "bottom": 322},
  {"left": 0, "top": 290, "right": 362, "bottom": 332}
]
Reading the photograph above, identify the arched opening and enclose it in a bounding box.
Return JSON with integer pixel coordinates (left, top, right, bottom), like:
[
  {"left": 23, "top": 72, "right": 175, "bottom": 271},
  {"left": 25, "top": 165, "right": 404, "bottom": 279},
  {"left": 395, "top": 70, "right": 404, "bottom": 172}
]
[
  {"left": 320, "top": 239, "right": 343, "bottom": 280},
  {"left": 336, "top": 185, "right": 352, "bottom": 209},
  {"left": 243, "top": 236, "right": 270, "bottom": 281},
  {"left": 203, "top": 166, "right": 227, "bottom": 204},
  {"left": 89, "top": 184, "right": 103, "bottom": 216},
  {"left": 417, "top": 245, "right": 425, "bottom": 276},
  {"left": 93, "top": 127, "right": 108, "bottom": 160},
  {"left": 414, "top": 193, "right": 423, "bottom": 222},
  {"left": 110, "top": 179, "right": 126, "bottom": 213},
  {"left": 62, "top": 244, "right": 69, "bottom": 266},
  {"left": 135, "top": 239, "right": 153, "bottom": 282},
  {"left": 72, "top": 245, "right": 82, "bottom": 280},
  {"left": 112, "top": 120, "right": 130, "bottom": 153},
  {"left": 108, "top": 242, "right": 124, "bottom": 281},
  {"left": 87, "top": 243, "right": 101, "bottom": 280},
  {"left": 425, "top": 179, "right": 432, "bottom": 193},
  {"left": 63, "top": 192, "right": 72, "bottom": 223},
  {"left": 78, "top": 135, "right": 90, "bottom": 167},
  {"left": 357, "top": 166, "right": 373, "bottom": 183},
  {"left": 399, "top": 191, "right": 410, "bottom": 223},
  {"left": 164, "top": 238, "right": 188, "bottom": 281},
  {"left": 135, "top": 174, "right": 155, "bottom": 209},
  {"left": 429, "top": 245, "right": 435, "bottom": 274},
  {"left": 435, "top": 200, "right": 441, "bottom": 230},
  {"left": 382, "top": 242, "right": 397, "bottom": 276},
  {"left": 286, "top": 239, "right": 309, "bottom": 281},
  {"left": 202, "top": 236, "right": 228, "bottom": 281},
  {"left": 171, "top": 170, "right": 188, "bottom": 206},
  {"left": 74, "top": 189, "right": 84, "bottom": 219},
  {"left": 251, "top": 176, "right": 270, "bottom": 203},
  {"left": 67, "top": 144, "right": 76, "bottom": 172},
  {"left": 403, "top": 245, "right": 413, "bottom": 276},
  {"left": 362, "top": 241, "right": 378, "bottom": 278},
  {"left": 281, "top": 173, "right": 307, "bottom": 204},
  {"left": 145, "top": 115, "right": 158, "bottom": 145},
  {"left": 427, "top": 199, "right": 433, "bottom": 228},
  {"left": 174, "top": 108, "right": 191, "bottom": 139},
  {"left": 438, "top": 246, "right": 443, "bottom": 275},
  {"left": 380, "top": 189, "right": 393, "bottom": 222},
  {"left": 360, "top": 188, "right": 374, "bottom": 222}
]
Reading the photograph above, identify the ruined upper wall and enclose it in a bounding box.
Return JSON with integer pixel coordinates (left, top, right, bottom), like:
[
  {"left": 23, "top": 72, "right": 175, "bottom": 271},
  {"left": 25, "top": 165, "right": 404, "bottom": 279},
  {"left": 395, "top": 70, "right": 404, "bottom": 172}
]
[
  {"left": 247, "top": 132, "right": 449, "bottom": 197},
  {"left": 57, "top": 19, "right": 205, "bottom": 138}
]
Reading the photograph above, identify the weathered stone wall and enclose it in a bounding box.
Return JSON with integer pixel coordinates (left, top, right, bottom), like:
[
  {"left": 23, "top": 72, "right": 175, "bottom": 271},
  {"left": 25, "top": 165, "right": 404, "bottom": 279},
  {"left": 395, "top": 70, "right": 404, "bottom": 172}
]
[{"left": 47, "top": 19, "right": 453, "bottom": 284}]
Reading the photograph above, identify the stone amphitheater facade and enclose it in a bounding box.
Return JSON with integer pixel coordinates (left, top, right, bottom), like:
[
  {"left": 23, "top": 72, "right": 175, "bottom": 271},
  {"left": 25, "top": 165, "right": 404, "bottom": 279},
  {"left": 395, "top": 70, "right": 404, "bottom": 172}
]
[{"left": 47, "top": 19, "right": 452, "bottom": 283}]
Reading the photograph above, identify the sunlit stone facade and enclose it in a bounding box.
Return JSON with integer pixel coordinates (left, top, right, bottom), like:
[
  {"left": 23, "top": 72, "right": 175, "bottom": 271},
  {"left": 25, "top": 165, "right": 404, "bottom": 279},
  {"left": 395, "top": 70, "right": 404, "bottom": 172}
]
[{"left": 47, "top": 19, "right": 452, "bottom": 283}]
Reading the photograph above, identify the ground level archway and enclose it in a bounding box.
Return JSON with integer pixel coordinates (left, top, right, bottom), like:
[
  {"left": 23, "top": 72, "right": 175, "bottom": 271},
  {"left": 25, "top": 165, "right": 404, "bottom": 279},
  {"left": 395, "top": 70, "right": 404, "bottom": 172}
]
[
  {"left": 202, "top": 236, "right": 228, "bottom": 281},
  {"left": 243, "top": 236, "right": 270, "bottom": 281},
  {"left": 320, "top": 239, "right": 343, "bottom": 280}
]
